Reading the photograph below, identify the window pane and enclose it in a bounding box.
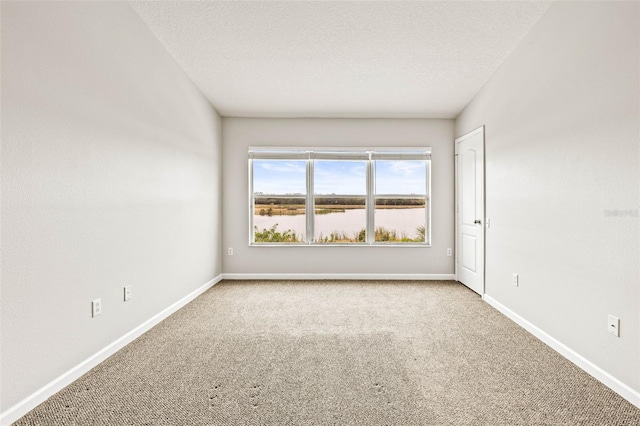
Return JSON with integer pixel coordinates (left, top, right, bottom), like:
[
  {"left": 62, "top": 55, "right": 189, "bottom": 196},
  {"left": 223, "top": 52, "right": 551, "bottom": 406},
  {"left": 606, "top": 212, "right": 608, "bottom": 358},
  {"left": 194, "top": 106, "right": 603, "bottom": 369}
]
[
  {"left": 253, "top": 198, "right": 306, "bottom": 243},
  {"left": 314, "top": 197, "right": 366, "bottom": 243},
  {"left": 374, "top": 198, "right": 426, "bottom": 243},
  {"left": 314, "top": 160, "right": 366, "bottom": 195},
  {"left": 252, "top": 159, "right": 306, "bottom": 243},
  {"left": 253, "top": 160, "right": 306, "bottom": 195},
  {"left": 313, "top": 161, "right": 366, "bottom": 243},
  {"left": 375, "top": 160, "right": 426, "bottom": 195}
]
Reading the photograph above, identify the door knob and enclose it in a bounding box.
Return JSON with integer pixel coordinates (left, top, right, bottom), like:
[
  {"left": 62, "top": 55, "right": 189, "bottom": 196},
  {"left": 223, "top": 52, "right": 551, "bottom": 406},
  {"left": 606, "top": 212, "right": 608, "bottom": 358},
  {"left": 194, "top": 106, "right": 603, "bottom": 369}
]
[{"left": 474, "top": 220, "right": 481, "bottom": 225}]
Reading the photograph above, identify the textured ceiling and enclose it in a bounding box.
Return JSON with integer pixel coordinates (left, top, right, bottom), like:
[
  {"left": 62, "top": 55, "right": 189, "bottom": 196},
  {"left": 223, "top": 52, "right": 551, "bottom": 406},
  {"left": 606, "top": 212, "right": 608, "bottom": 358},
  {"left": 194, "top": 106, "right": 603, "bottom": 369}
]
[{"left": 130, "top": 1, "right": 552, "bottom": 119}]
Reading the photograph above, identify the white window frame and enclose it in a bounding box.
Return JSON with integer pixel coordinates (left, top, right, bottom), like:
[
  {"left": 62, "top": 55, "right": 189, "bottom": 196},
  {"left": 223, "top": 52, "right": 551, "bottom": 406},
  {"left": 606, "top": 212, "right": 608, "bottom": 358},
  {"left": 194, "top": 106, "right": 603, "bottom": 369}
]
[{"left": 249, "top": 147, "right": 431, "bottom": 247}]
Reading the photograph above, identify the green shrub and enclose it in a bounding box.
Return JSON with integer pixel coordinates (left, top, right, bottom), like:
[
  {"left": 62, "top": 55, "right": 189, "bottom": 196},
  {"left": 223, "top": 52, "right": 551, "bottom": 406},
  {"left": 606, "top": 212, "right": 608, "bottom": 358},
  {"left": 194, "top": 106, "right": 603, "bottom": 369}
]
[
  {"left": 254, "top": 224, "right": 300, "bottom": 242},
  {"left": 254, "top": 225, "right": 425, "bottom": 243}
]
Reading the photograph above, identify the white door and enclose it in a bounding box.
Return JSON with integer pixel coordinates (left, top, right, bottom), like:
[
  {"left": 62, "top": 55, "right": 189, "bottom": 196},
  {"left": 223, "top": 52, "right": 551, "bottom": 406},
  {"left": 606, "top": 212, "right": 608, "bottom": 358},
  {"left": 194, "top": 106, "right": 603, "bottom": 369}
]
[{"left": 455, "top": 127, "right": 485, "bottom": 295}]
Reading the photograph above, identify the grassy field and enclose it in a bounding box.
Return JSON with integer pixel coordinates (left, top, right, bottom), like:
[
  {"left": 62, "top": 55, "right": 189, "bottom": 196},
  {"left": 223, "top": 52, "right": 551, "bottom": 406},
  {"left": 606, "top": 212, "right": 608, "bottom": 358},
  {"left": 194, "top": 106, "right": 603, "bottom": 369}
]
[{"left": 255, "top": 204, "right": 424, "bottom": 216}]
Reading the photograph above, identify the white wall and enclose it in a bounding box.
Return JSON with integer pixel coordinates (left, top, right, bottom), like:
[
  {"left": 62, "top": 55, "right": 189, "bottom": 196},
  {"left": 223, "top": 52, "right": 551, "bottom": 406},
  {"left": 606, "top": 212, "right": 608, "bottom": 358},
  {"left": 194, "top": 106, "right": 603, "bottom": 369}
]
[
  {"left": 222, "top": 118, "right": 455, "bottom": 277},
  {"left": 456, "top": 1, "right": 639, "bottom": 394},
  {"left": 0, "top": 1, "right": 222, "bottom": 413}
]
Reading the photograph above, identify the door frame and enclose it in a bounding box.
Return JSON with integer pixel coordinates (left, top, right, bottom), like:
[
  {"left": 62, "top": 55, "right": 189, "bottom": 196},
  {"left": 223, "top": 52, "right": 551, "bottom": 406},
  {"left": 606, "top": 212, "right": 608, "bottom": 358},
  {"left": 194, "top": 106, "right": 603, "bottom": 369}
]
[{"left": 454, "top": 126, "right": 486, "bottom": 296}]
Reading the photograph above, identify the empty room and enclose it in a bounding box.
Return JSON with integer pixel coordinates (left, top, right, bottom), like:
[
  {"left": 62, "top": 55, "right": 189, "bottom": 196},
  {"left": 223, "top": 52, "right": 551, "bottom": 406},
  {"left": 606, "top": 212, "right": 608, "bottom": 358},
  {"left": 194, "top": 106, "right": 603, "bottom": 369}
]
[{"left": 1, "top": 1, "right": 639, "bottom": 424}]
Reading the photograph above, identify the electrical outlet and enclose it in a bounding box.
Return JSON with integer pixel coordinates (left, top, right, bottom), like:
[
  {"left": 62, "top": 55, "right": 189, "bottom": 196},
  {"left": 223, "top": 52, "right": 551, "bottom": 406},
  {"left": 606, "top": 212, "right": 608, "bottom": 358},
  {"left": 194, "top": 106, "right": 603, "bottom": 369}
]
[
  {"left": 446, "top": 248, "right": 452, "bottom": 257},
  {"left": 512, "top": 273, "right": 519, "bottom": 287},
  {"left": 124, "top": 286, "right": 131, "bottom": 302},
  {"left": 608, "top": 315, "right": 620, "bottom": 337},
  {"left": 228, "top": 247, "right": 233, "bottom": 256},
  {"left": 92, "top": 298, "right": 102, "bottom": 317}
]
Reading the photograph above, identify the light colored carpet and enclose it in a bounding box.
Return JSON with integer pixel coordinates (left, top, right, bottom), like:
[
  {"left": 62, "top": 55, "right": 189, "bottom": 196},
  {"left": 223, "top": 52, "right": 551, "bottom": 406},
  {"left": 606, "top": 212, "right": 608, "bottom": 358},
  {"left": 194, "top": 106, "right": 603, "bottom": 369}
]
[{"left": 15, "top": 280, "right": 640, "bottom": 425}]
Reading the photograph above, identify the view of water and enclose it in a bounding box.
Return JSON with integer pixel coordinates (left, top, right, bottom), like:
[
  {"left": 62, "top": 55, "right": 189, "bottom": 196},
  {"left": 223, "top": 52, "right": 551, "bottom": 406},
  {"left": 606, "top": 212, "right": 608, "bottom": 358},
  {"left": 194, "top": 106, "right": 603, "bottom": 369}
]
[{"left": 253, "top": 208, "right": 426, "bottom": 241}]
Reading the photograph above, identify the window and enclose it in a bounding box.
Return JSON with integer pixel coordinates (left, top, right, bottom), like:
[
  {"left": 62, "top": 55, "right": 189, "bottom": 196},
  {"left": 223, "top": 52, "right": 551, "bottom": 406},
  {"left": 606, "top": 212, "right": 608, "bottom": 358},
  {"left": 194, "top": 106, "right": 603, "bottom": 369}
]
[
  {"left": 252, "top": 158, "right": 306, "bottom": 243},
  {"left": 374, "top": 159, "right": 427, "bottom": 243},
  {"left": 314, "top": 159, "right": 367, "bottom": 243},
  {"left": 249, "top": 148, "right": 430, "bottom": 246}
]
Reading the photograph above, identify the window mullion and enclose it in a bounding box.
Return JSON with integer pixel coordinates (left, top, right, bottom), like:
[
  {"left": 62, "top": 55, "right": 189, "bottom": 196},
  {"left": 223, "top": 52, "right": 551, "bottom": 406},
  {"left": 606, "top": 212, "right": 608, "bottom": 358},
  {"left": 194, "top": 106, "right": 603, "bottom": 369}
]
[
  {"left": 248, "top": 158, "right": 254, "bottom": 245},
  {"left": 426, "top": 160, "right": 431, "bottom": 245},
  {"left": 366, "top": 155, "right": 374, "bottom": 244},
  {"left": 306, "top": 157, "right": 314, "bottom": 244}
]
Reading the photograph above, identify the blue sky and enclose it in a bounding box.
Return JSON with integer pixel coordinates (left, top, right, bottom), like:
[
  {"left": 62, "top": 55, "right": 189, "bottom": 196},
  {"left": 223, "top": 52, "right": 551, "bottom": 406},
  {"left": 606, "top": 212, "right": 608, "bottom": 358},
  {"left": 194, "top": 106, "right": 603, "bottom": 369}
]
[
  {"left": 375, "top": 160, "right": 426, "bottom": 195},
  {"left": 253, "top": 160, "right": 426, "bottom": 195}
]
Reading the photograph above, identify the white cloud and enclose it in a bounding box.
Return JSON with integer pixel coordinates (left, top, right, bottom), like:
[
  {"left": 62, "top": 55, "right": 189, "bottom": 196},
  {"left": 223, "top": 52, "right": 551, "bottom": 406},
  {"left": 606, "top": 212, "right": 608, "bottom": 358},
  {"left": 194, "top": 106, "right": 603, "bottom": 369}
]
[
  {"left": 253, "top": 160, "right": 306, "bottom": 194},
  {"left": 376, "top": 161, "right": 426, "bottom": 194},
  {"left": 314, "top": 161, "right": 366, "bottom": 195}
]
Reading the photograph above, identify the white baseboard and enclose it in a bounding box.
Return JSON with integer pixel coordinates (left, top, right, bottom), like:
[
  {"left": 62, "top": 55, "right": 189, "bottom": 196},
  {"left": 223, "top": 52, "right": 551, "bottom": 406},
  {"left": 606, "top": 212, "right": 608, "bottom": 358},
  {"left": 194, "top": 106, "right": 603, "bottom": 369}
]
[
  {"left": 484, "top": 294, "right": 640, "bottom": 409},
  {"left": 0, "top": 275, "right": 223, "bottom": 426},
  {"left": 222, "top": 273, "right": 456, "bottom": 281}
]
